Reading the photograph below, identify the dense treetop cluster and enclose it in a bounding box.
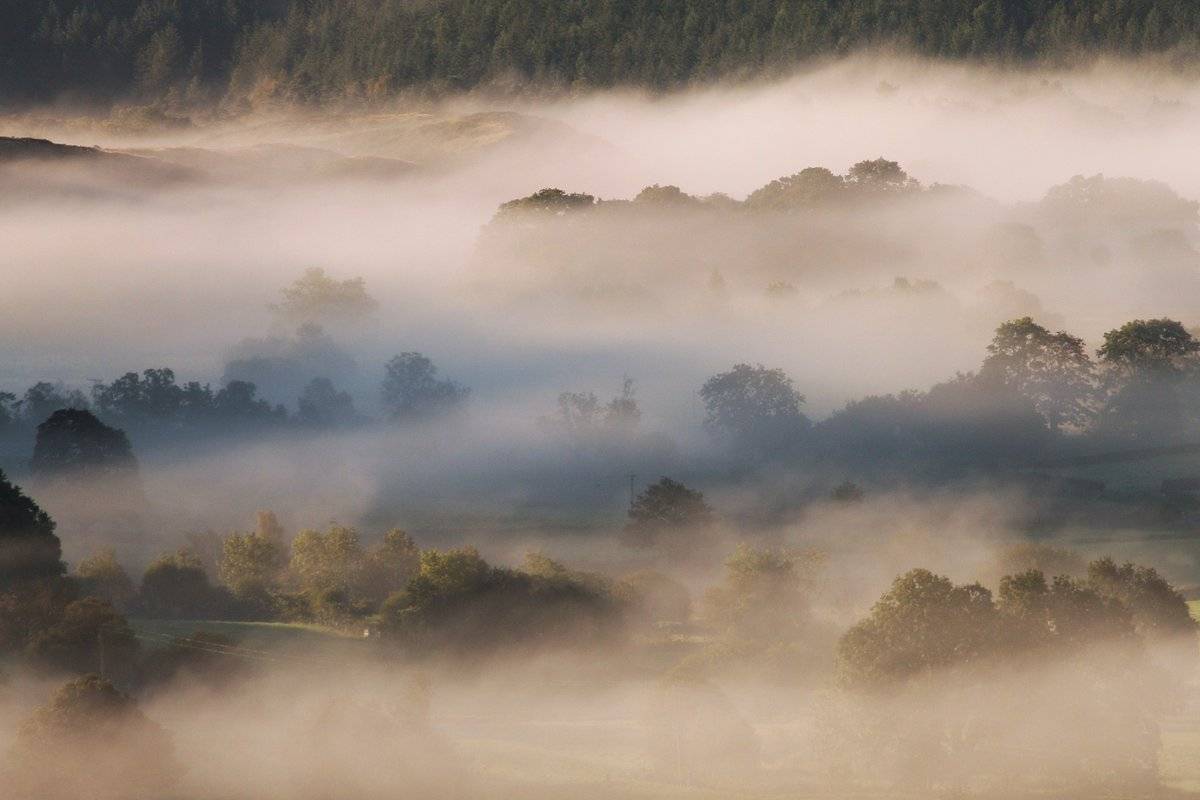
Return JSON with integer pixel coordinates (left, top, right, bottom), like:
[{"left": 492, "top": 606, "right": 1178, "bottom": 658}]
[{"left": 5, "top": 0, "right": 1200, "bottom": 107}]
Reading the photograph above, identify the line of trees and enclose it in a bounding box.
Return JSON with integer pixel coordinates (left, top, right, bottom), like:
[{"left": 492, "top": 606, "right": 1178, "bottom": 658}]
[
  {"left": 0, "top": 350, "right": 470, "bottom": 452},
  {"left": 490, "top": 159, "right": 934, "bottom": 221},
  {"left": 700, "top": 315, "right": 1200, "bottom": 471},
  {"left": 6, "top": 312, "right": 1199, "bottom": 483},
  {"left": 6, "top": 0, "right": 1200, "bottom": 107}
]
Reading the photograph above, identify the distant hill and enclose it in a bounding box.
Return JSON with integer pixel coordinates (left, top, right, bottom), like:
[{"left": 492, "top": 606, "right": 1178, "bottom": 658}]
[
  {"left": 0, "top": 137, "right": 104, "bottom": 161},
  {"left": 0, "top": 136, "right": 198, "bottom": 196},
  {"left": 3, "top": 0, "right": 1200, "bottom": 108},
  {"left": 0, "top": 135, "right": 421, "bottom": 197}
]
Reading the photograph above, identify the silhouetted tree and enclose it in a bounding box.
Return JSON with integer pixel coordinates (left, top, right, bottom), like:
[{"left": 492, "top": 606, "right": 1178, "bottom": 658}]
[
  {"left": 91, "top": 368, "right": 184, "bottom": 424},
  {"left": 1099, "top": 318, "right": 1200, "bottom": 374},
  {"left": 745, "top": 166, "right": 845, "bottom": 210},
  {"left": 224, "top": 323, "right": 357, "bottom": 406},
  {"left": 30, "top": 410, "right": 137, "bottom": 479},
  {"left": 495, "top": 188, "right": 595, "bottom": 219},
  {"left": 138, "top": 551, "right": 224, "bottom": 619},
  {"left": 980, "top": 317, "right": 1096, "bottom": 433},
  {"left": 846, "top": 158, "right": 919, "bottom": 194},
  {"left": 381, "top": 353, "right": 468, "bottom": 422},
  {"left": 633, "top": 184, "right": 701, "bottom": 207},
  {"left": 837, "top": 569, "right": 996, "bottom": 689},
  {"left": 297, "top": 377, "right": 360, "bottom": 428},
  {"left": 1086, "top": 557, "right": 1196, "bottom": 643},
  {"left": 379, "top": 546, "right": 620, "bottom": 657},
  {"left": 541, "top": 378, "right": 641, "bottom": 443},
  {"left": 1097, "top": 319, "right": 1200, "bottom": 441},
  {"left": 700, "top": 363, "right": 810, "bottom": 456},
  {"left": 19, "top": 382, "right": 88, "bottom": 424},
  {"left": 0, "top": 392, "right": 17, "bottom": 429},
  {"left": 622, "top": 477, "right": 716, "bottom": 555},
  {"left": 0, "top": 469, "right": 64, "bottom": 588}
]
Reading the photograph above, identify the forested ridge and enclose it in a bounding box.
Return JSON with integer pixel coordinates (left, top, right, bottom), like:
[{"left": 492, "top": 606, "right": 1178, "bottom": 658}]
[{"left": 5, "top": 0, "right": 1200, "bottom": 107}]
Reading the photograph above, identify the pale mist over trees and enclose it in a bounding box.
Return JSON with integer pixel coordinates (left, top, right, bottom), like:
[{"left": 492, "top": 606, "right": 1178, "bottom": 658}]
[{"left": 6, "top": 19, "right": 1200, "bottom": 799}]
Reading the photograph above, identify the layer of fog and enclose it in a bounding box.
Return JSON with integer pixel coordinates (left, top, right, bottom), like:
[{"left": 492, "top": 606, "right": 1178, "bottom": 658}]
[
  {"left": 5, "top": 56, "right": 1200, "bottom": 565},
  {"left": 5, "top": 487, "right": 1199, "bottom": 798},
  {"left": 6, "top": 57, "right": 1200, "bottom": 390}
]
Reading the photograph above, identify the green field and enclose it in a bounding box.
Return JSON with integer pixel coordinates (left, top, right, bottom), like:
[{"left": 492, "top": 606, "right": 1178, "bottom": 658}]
[{"left": 128, "top": 618, "right": 371, "bottom": 658}]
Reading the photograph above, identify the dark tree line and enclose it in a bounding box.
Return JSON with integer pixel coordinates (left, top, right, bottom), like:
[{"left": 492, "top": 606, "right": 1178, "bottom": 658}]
[
  {"left": 695, "top": 316, "right": 1200, "bottom": 476},
  {"left": 5, "top": 0, "right": 1200, "bottom": 107},
  {"left": 0, "top": 352, "right": 469, "bottom": 462},
  {"left": 5, "top": 313, "right": 1198, "bottom": 482}
]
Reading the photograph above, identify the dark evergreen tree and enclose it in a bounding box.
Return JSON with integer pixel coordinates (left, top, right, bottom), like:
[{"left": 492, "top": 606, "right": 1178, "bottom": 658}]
[{"left": 0, "top": 469, "right": 64, "bottom": 588}]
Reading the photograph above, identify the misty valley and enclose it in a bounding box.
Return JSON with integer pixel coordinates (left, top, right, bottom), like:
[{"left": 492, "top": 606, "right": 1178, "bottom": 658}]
[{"left": 5, "top": 39, "right": 1200, "bottom": 800}]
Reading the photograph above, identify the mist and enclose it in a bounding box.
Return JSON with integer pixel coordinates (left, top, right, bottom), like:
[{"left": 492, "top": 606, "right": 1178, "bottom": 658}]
[{"left": 3, "top": 53, "right": 1200, "bottom": 800}]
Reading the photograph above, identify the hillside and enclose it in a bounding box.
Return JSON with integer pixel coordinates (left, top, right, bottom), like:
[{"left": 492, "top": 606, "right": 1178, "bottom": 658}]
[{"left": 4, "top": 0, "right": 1200, "bottom": 108}]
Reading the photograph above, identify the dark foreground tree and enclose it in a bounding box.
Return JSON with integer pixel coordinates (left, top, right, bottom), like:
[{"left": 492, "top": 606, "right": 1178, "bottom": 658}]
[{"left": 0, "top": 469, "right": 64, "bottom": 588}]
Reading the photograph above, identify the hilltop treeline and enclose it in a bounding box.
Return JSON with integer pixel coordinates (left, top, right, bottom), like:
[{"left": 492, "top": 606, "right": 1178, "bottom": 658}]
[{"left": 6, "top": 0, "right": 1200, "bottom": 107}]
